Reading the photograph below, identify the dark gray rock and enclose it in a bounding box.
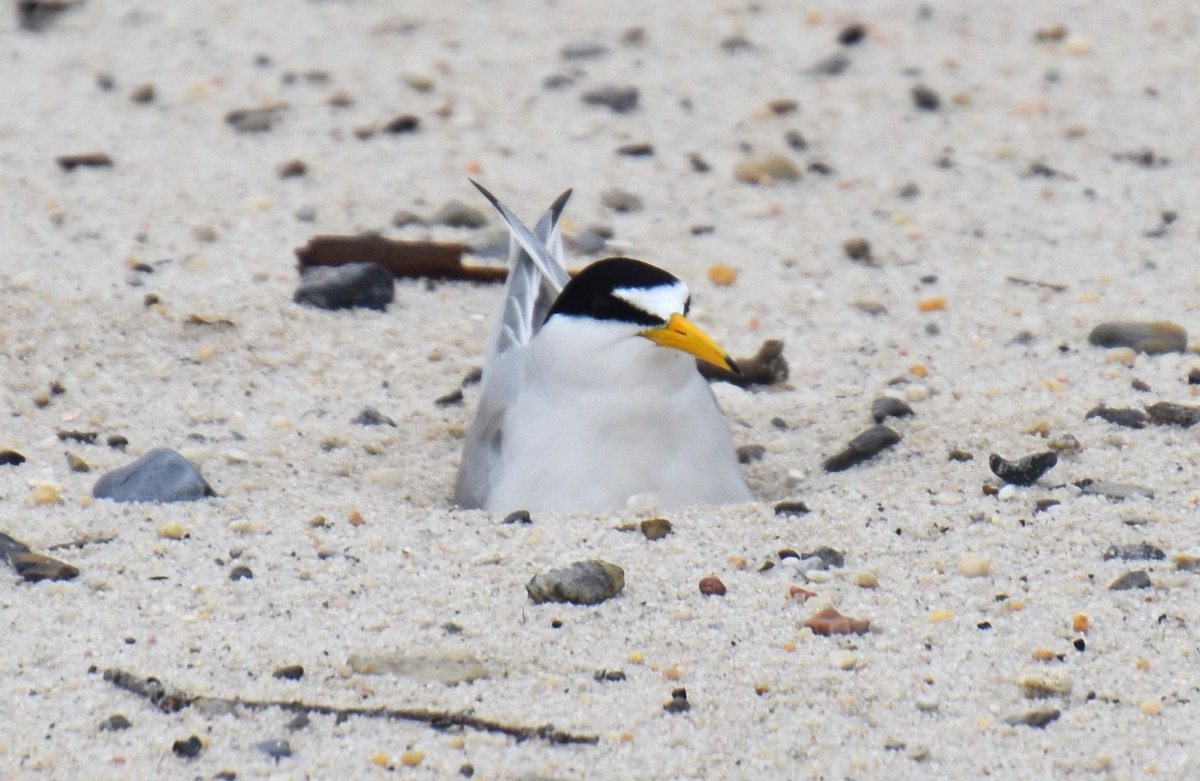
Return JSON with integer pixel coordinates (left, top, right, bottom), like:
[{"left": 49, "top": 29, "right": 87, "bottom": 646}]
[
  {"left": 1145, "top": 401, "right": 1200, "bottom": 428},
  {"left": 1109, "top": 570, "right": 1152, "bottom": 590},
  {"left": 1085, "top": 405, "right": 1146, "bottom": 429},
  {"left": 989, "top": 451, "right": 1057, "bottom": 486},
  {"left": 823, "top": 425, "right": 901, "bottom": 472},
  {"left": 294, "top": 263, "right": 394, "bottom": 311},
  {"left": 257, "top": 739, "right": 292, "bottom": 759},
  {"left": 582, "top": 85, "right": 639, "bottom": 113},
  {"left": 92, "top": 448, "right": 215, "bottom": 503},
  {"left": 351, "top": 407, "right": 396, "bottom": 427},
  {"left": 1088, "top": 321, "right": 1187, "bottom": 354},
  {"left": 526, "top": 560, "right": 624, "bottom": 605},
  {"left": 871, "top": 396, "right": 914, "bottom": 423},
  {"left": 561, "top": 39, "right": 609, "bottom": 59},
  {"left": 1103, "top": 543, "right": 1165, "bottom": 561}
]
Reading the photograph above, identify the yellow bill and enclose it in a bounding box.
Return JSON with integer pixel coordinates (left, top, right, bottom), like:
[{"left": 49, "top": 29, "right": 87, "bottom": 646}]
[{"left": 641, "top": 313, "right": 740, "bottom": 374}]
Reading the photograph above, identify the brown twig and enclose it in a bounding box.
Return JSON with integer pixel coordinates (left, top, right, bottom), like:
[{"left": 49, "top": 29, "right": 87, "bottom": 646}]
[
  {"left": 102, "top": 667, "right": 599, "bottom": 745},
  {"left": 699, "top": 339, "right": 789, "bottom": 387},
  {"left": 295, "top": 235, "right": 498, "bottom": 282}
]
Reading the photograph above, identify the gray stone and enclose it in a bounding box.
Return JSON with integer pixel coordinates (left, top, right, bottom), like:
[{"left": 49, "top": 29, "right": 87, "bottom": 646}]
[
  {"left": 294, "top": 263, "right": 395, "bottom": 311},
  {"left": 582, "top": 85, "right": 639, "bottom": 113},
  {"left": 526, "top": 560, "right": 625, "bottom": 605},
  {"left": 92, "top": 448, "right": 215, "bottom": 503},
  {"left": 989, "top": 451, "right": 1058, "bottom": 486},
  {"left": 1088, "top": 321, "right": 1187, "bottom": 354},
  {"left": 1103, "top": 542, "right": 1165, "bottom": 561},
  {"left": 1109, "top": 570, "right": 1152, "bottom": 590},
  {"left": 824, "top": 425, "right": 901, "bottom": 472},
  {"left": 871, "top": 396, "right": 914, "bottom": 423}
]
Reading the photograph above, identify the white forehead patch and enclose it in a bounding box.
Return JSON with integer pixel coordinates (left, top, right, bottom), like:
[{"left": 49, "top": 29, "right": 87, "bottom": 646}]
[{"left": 613, "top": 281, "right": 689, "bottom": 321}]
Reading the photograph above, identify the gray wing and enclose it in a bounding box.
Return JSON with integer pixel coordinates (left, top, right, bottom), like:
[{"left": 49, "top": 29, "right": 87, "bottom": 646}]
[{"left": 454, "top": 184, "right": 572, "bottom": 508}]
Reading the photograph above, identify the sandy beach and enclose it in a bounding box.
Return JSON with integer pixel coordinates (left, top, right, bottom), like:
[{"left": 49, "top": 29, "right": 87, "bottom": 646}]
[{"left": 2, "top": 1, "right": 1199, "bottom": 778}]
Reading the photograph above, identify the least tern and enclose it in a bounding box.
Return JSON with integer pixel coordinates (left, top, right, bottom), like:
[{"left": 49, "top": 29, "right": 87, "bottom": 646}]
[{"left": 453, "top": 183, "right": 752, "bottom": 512}]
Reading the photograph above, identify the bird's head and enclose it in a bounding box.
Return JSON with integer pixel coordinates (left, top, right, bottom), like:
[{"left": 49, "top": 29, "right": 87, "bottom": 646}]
[{"left": 545, "top": 257, "right": 740, "bottom": 374}]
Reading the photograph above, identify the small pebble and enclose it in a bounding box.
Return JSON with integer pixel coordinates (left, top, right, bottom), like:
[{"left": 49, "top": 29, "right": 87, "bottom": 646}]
[
  {"left": 1088, "top": 321, "right": 1187, "bottom": 355},
  {"left": 1109, "top": 570, "right": 1152, "bottom": 590},
  {"left": 601, "top": 188, "right": 643, "bottom": 213},
  {"left": 382, "top": 114, "right": 419, "bottom": 133},
  {"left": 663, "top": 687, "right": 690, "bottom": 713},
  {"left": 99, "top": 714, "right": 132, "bottom": 731},
  {"left": 560, "top": 39, "right": 609, "bottom": 59},
  {"left": 430, "top": 200, "right": 488, "bottom": 228},
  {"left": 911, "top": 84, "right": 941, "bottom": 111},
  {"left": 230, "top": 565, "right": 253, "bottom": 581},
  {"left": 1145, "top": 401, "right": 1200, "bottom": 428},
  {"left": 803, "top": 605, "right": 870, "bottom": 636},
  {"left": 871, "top": 396, "right": 914, "bottom": 423},
  {"left": 947, "top": 449, "right": 974, "bottom": 462},
  {"left": 810, "top": 52, "right": 851, "bottom": 76},
  {"left": 843, "top": 237, "right": 872, "bottom": 262},
  {"left": 708, "top": 263, "right": 738, "bottom": 286},
  {"left": 1187, "top": 367, "right": 1200, "bottom": 385},
  {"left": 1103, "top": 543, "right": 1165, "bottom": 562},
  {"left": 616, "top": 142, "right": 654, "bottom": 157},
  {"left": 853, "top": 571, "right": 879, "bottom": 588},
  {"left": 226, "top": 103, "right": 286, "bottom": 133},
  {"left": 1085, "top": 405, "right": 1146, "bottom": 429},
  {"left": 503, "top": 509, "right": 533, "bottom": 525},
  {"left": 1047, "top": 433, "right": 1081, "bottom": 454},
  {"left": 256, "top": 739, "right": 292, "bottom": 759},
  {"left": 352, "top": 407, "right": 396, "bottom": 427},
  {"left": 273, "top": 664, "right": 304, "bottom": 680},
  {"left": 526, "top": 560, "right": 624, "bottom": 605},
  {"left": 698, "top": 576, "right": 726, "bottom": 596},
  {"left": 32, "top": 483, "right": 62, "bottom": 504},
  {"left": 172, "top": 735, "right": 204, "bottom": 758},
  {"left": 157, "top": 521, "right": 186, "bottom": 540},
  {"left": 277, "top": 159, "right": 307, "bottom": 178},
  {"left": 988, "top": 451, "right": 1057, "bottom": 486},
  {"left": 582, "top": 85, "right": 639, "bottom": 113},
  {"left": 65, "top": 452, "right": 89, "bottom": 473},
  {"left": 286, "top": 712, "right": 310, "bottom": 731},
  {"left": 734, "top": 153, "right": 801, "bottom": 184},
  {"left": 1019, "top": 670, "right": 1073, "bottom": 698},
  {"left": 773, "top": 500, "right": 810, "bottom": 516},
  {"left": 92, "top": 448, "right": 215, "bottom": 503},
  {"left": 639, "top": 518, "right": 672, "bottom": 540},
  {"left": 0, "top": 450, "right": 27, "bottom": 466},
  {"left": 736, "top": 444, "right": 765, "bottom": 464},
  {"left": 56, "top": 152, "right": 113, "bottom": 171},
  {"left": 838, "top": 23, "right": 867, "bottom": 46},
  {"left": 958, "top": 552, "right": 991, "bottom": 577},
  {"left": 823, "top": 425, "right": 901, "bottom": 472},
  {"left": 1034, "top": 498, "right": 1061, "bottom": 514},
  {"left": 1079, "top": 480, "right": 1154, "bottom": 501},
  {"left": 294, "top": 263, "right": 395, "bottom": 311},
  {"left": 1004, "top": 707, "right": 1061, "bottom": 728}
]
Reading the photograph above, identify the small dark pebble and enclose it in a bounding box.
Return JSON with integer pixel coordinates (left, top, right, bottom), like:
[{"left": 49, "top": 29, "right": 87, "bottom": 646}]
[
  {"left": 172, "top": 735, "right": 204, "bottom": 759},
  {"left": 1027, "top": 161, "right": 1060, "bottom": 178},
  {"left": 1033, "top": 498, "right": 1061, "bottom": 514},
  {"left": 93, "top": 448, "right": 215, "bottom": 503},
  {"left": 214, "top": 772, "right": 237, "bottom": 781},
  {"left": 129, "top": 83, "right": 155, "bottom": 104},
  {"left": 352, "top": 407, "right": 396, "bottom": 427},
  {"left": 989, "top": 451, "right": 1057, "bottom": 486},
  {"left": 1188, "top": 367, "right": 1200, "bottom": 385},
  {"left": 57, "top": 430, "right": 98, "bottom": 444},
  {"left": 105, "top": 435, "right": 128, "bottom": 450},
  {"left": 773, "top": 500, "right": 810, "bottom": 516},
  {"left": 977, "top": 621, "right": 992, "bottom": 631},
  {"left": 503, "top": 509, "right": 533, "bottom": 525},
  {"left": 770, "top": 417, "right": 789, "bottom": 430},
  {"left": 582, "top": 85, "right": 639, "bottom": 113},
  {"left": 784, "top": 129, "right": 808, "bottom": 151},
  {"left": 617, "top": 142, "right": 654, "bottom": 157},
  {"left": 526, "top": 560, "right": 624, "bottom": 605},
  {"left": 1145, "top": 401, "right": 1200, "bottom": 428},
  {"left": 947, "top": 449, "right": 974, "bottom": 462},
  {"left": 601, "top": 188, "right": 642, "bottom": 213},
  {"left": 911, "top": 84, "right": 941, "bottom": 111},
  {"left": 823, "top": 425, "right": 901, "bottom": 472},
  {"left": 698, "top": 576, "right": 727, "bottom": 596},
  {"left": 99, "top": 714, "right": 132, "bottom": 731},
  {"left": 871, "top": 396, "right": 914, "bottom": 423},
  {"left": 690, "top": 224, "right": 714, "bottom": 236},
  {"left": 1085, "top": 405, "right": 1146, "bottom": 429},
  {"left": 810, "top": 52, "right": 851, "bottom": 76},
  {"left": 460, "top": 762, "right": 476, "bottom": 777},
  {"left": 898, "top": 182, "right": 920, "bottom": 198},
  {"left": 1103, "top": 543, "right": 1165, "bottom": 562},
  {"left": 1131, "top": 378, "right": 1152, "bottom": 393},
  {"left": 663, "top": 687, "right": 691, "bottom": 713},
  {"left": 278, "top": 159, "right": 307, "bottom": 178},
  {"left": 639, "top": 518, "right": 672, "bottom": 540},
  {"left": 0, "top": 450, "right": 27, "bottom": 466},
  {"left": 594, "top": 669, "right": 627, "bottom": 682},
  {"left": 1074, "top": 638, "right": 1086, "bottom": 651},
  {"left": 8, "top": 551, "right": 79, "bottom": 582},
  {"left": 18, "top": 0, "right": 83, "bottom": 31},
  {"left": 226, "top": 104, "right": 286, "bottom": 133},
  {"left": 286, "top": 712, "right": 310, "bottom": 731},
  {"left": 230, "top": 565, "right": 253, "bottom": 581},
  {"left": 560, "top": 39, "right": 609, "bottom": 59},
  {"left": 720, "top": 34, "right": 754, "bottom": 53},
  {"left": 294, "top": 262, "right": 395, "bottom": 311},
  {"left": 435, "top": 388, "right": 465, "bottom": 407},
  {"left": 430, "top": 200, "right": 487, "bottom": 228},
  {"left": 1088, "top": 321, "right": 1187, "bottom": 355},
  {"left": 382, "top": 114, "right": 420, "bottom": 134},
  {"left": 843, "top": 237, "right": 872, "bottom": 262},
  {"left": 688, "top": 152, "right": 711, "bottom": 173},
  {"left": 273, "top": 664, "right": 304, "bottom": 680},
  {"left": 803, "top": 546, "right": 845, "bottom": 569},
  {"left": 737, "top": 444, "right": 766, "bottom": 464},
  {"left": 256, "top": 739, "right": 292, "bottom": 759},
  {"left": 778, "top": 549, "right": 800, "bottom": 561},
  {"left": 1109, "top": 570, "right": 1152, "bottom": 591},
  {"left": 56, "top": 152, "right": 113, "bottom": 171},
  {"left": 838, "top": 23, "right": 867, "bottom": 46},
  {"left": 807, "top": 161, "right": 834, "bottom": 176},
  {"left": 1006, "top": 707, "right": 1061, "bottom": 728}
]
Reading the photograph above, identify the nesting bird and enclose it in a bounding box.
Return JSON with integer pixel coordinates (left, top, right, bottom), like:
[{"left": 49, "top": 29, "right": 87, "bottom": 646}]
[{"left": 453, "top": 184, "right": 752, "bottom": 512}]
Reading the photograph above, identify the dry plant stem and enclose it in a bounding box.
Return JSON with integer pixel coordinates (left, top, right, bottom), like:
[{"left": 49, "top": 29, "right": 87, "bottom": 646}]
[{"left": 102, "top": 668, "right": 599, "bottom": 745}]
